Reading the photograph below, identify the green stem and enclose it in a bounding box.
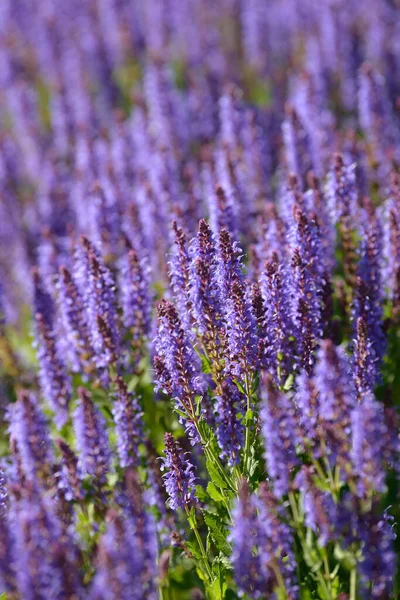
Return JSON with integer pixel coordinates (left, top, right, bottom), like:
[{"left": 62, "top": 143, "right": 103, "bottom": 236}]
[
  {"left": 185, "top": 506, "right": 213, "bottom": 581},
  {"left": 350, "top": 567, "right": 357, "bottom": 600},
  {"left": 243, "top": 371, "right": 253, "bottom": 477},
  {"left": 288, "top": 493, "right": 333, "bottom": 600}
]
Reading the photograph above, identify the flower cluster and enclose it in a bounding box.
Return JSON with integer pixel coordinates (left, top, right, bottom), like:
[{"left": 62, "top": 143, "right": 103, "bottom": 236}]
[{"left": 0, "top": 1, "right": 400, "bottom": 599}]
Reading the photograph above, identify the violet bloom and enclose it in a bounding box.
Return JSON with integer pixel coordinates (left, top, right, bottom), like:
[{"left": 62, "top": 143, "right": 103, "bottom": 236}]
[
  {"left": 282, "top": 104, "right": 314, "bottom": 187},
  {"left": 188, "top": 218, "right": 222, "bottom": 337},
  {"left": 314, "top": 340, "right": 356, "bottom": 466},
  {"left": 353, "top": 316, "right": 377, "bottom": 397},
  {"left": 230, "top": 480, "right": 267, "bottom": 598},
  {"left": 0, "top": 469, "right": 17, "bottom": 596},
  {"left": 338, "top": 496, "right": 396, "bottom": 599},
  {"left": 230, "top": 480, "right": 298, "bottom": 598},
  {"left": 119, "top": 248, "right": 151, "bottom": 343},
  {"left": 352, "top": 207, "right": 385, "bottom": 376},
  {"left": 74, "top": 237, "right": 119, "bottom": 372},
  {"left": 325, "top": 154, "right": 358, "bottom": 290},
  {"left": 112, "top": 377, "right": 143, "bottom": 469},
  {"left": 293, "top": 370, "right": 319, "bottom": 443},
  {"left": 260, "top": 376, "right": 299, "bottom": 498},
  {"left": 9, "top": 483, "right": 82, "bottom": 600},
  {"left": 259, "top": 254, "right": 295, "bottom": 384},
  {"left": 168, "top": 221, "right": 192, "bottom": 333},
  {"left": 7, "top": 391, "right": 54, "bottom": 483},
  {"left": 34, "top": 312, "right": 71, "bottom": 427},
  {"left": 213, "top": 378, "right": 245, "bottom": 466},
  {"left": 351, "top": 393, "right": 388, "bottom": 496},
  {"left": 289, "top": 204, "right": 324, "bottom": 372},
  {"left": 57, "top": 265, "right": 93, "bottom": 374},
  {"left": 256, "top": 484, "right": 298, "bottom": 598},
  {"left": 154, "top": 299, "right": 205, "bottom": 441},
  {"left": 56, "top": 439, "right": 84, "bottom": 503},
  {"left": 160, "top": 433, "right": 197, "bottom": 511},
  {"left": 73, "top": 387, "right": 111, "bottom": 487},
  {"left": 295, "top": 467, "right": 336, "bottom": 547},
  {"left": 33, "top": 269, "right": 71, "bottom": 426},
  {"left": 216, "top": 229, "right": 258, "bottom": 377},
  {"left": 90, "top": 508, "right": 157, "bottom": 600}
]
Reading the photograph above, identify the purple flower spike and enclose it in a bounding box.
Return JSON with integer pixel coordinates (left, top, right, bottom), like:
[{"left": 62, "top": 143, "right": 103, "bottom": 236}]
[
  {"left": 34, "top": 313, "right": 71, "bottom": 427},
  {"left": 112, "top": 377, "right": 143, "bottom": 469},
  {"left": 75, "top": 237, "right": 120, "bottom": 372},
  {"left": 230, "top": 480, "right": 266, "bottom": 598},
  {"left": 160, "top": 433, "right": 197, "bottom": 511},
  {"left": 154, "top": 299, "right": 204, "bottom": 441},
  {"left": 119, "top": 248, "right": 151, "bottom": 343},
  {"left": 295, "top": 467, "right": 336, "bottom": 547},
  {"left": 57, "top": 265, "right": 93, "bottom": 374},
  {"left": 0, "top": 469, "right": 17, "bottom": 595},
  {"left": 259, "top": 255, "right": 295, "bottom": 384},
  {"left": 351, "top": 393, "right": 388, "bottom": 496},
  {"left": 188, "top": 218, "right": 222, "bottom": 337},
  {"left": 314, "top": 340, "right": 356, "bottom": 466},
  {"left": 214, "top": 378, "right": 245, "bottom": 466},
  {"left": 90, "top": 508, "right": 157, "bottom": 600},
  {"left": 230, "top": 480, "right": 298, "bottom": 598},
  {"left": 9, "top": 483, "right": 82, "bottom": 600},
  {"left": 260, "top": 376, "right": 299, "bottom": 498},
  {"left": 168, "top": 221, "right": 192, "bottom": 332},
  {"left": 7, "top": 391, "right": 54, "bottom": 484},
  {"left": 216, "top": 229, "right": 258, "bottom": 377},
  {"left": 33, "top": 268, "right": 71, "bottom": 426},
  {"left": 56, "top": 439, "right": 84, "bottom": 503},
  {"left": 73, "top": 387, "right": 111, "bottom": 487}
]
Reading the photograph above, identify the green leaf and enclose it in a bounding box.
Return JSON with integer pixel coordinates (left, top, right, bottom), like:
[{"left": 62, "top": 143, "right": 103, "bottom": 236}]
[
  {"left": 209, "top": 576, "right": 225, "bottom": 600},
  {"left": 206, "top": 459, "right": 228, "bottom": 489},
  {"left": 207, "top": 482, "right": 225, "bottom": 503},
  {"left": 203, "top": 511, "right": 232, "bottom": 556},
  {"left": 196, "top": 485, "right": 209, "bottom": 503},
  {"left": 243, "top": 409, "right": 254, "bottom": 425},
  {"left": 185, "top": 541, "right": 202, "bottom": 561}
]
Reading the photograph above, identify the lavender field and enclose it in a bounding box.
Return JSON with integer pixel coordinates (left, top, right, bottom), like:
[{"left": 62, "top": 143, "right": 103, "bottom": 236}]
[{"left": 1, "top": 1, "right": 400, "bottom": 598}]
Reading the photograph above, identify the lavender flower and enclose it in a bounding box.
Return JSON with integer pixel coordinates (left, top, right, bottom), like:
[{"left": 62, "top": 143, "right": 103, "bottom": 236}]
[
  {"left": 352, "top": 205, "right": 385, "bottom": 376},
  {"left": 160, "top": 433, "right": 197, "bottom": 511},
  {"left": 33, "top": 269, "right": 71, "bottom": 426},
  {"left": 216, "top": 229, "right": 258, "bottom": 376},
  {"left": 288, "top": 203, "right": 324, "bottom": 372},
  {"left": 293, "top": 370, "right": 319, "bottom": 443},
  {"left": 57, "top": 265, "right": 93, "bottom": 374},
  {"left": 230, "top": 480, "right": 298, "bottom": 598},
  {"left": 353, "top": 316, "right": 377, "bottom": 397},
  {"left": 112, "top": 377, "right": 143, "bottom": 469},
  {"left": 154, "top": 299, "right": 205, "bottom": 441},
  {"left": 257, "top": 484, "right": 298, "bottom": 598},
  {"left": 213, "top": 378, "right": 245, "bottom": 466},
  {"left": 119, "top": 247, "right": 151, "bottom": 343},
  {"left": 90, "top": 508, "right": 157, "bottom": 600},
  {"left": 168, "top": 221, "right": 192, "bottom": 332},
  {"left": 73, "top": 387, "right": 111, "bottom": 487},
  {"left": 56, "top": 439, "right": 83, "bottom": 503},
  {"left": 188, "top": 218, "right": 222, "bottom": 337},
  {"left": 0, "top": 469, "right": 17, "bottom": 595},
  {"left": 314, "top": 340, "right": 356, "bottom": 466},
  {"left": 9, "top": 483, "right": 82, "bottom": 599},
  {"left": 7, "top": 391, "right": 54, "bottom": 483},
  {"left": 351, "top": 394, "right": 388, "bottom": 496},
  {"left": 74, "top": 237, "right": 119, "bottom": 372},
  {"left": 259, "top": 254, "right": 295, "bottom": 384},
  {"left": 230, "top": 480, "right": 267, "bottom": 598},
  {"left": 295, "top": 467, "right": 336, "bottom": 547},
  {"left": 260, "top": 376, "right": 299, "bottom": 498}
]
